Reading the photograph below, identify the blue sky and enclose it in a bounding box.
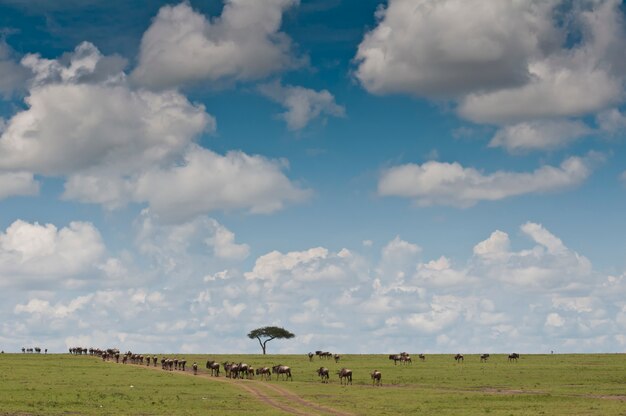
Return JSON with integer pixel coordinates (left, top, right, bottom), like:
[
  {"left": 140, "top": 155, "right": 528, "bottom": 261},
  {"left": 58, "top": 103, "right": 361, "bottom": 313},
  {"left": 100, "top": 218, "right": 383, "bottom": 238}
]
[{"left": 1, "top": 0, "right": 626, "bottom": 354}]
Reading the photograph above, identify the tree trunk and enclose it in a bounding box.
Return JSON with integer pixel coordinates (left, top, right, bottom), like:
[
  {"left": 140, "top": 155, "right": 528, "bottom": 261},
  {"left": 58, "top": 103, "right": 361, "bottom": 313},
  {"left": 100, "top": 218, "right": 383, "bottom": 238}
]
[{"left": 257, "top": 337, "right": 267, "bottom": 355}]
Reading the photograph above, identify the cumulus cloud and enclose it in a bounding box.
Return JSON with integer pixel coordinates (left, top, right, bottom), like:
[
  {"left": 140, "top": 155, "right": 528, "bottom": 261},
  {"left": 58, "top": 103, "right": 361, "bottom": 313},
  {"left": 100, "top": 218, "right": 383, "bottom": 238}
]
[
  {"left": 135, "top": 211, "right": 250, "bottom": 282},
  {"left": 0, "top": 41, "right": 308, "bottom": 219},
  {"left": 489, "top": 120, "right": 592, "bottom": 153},
  {"left": 378, "top": 154, "right": 597, "bottom": 207},
  {"left": 245, "top": 246, "right": 357, "bottom": 284},
  {"left": 132, "top": 1, "right": 303, "bottom": 89},
  {"left": 134, "top": 146, "right": 310, "bottom": 220},
  {"left": 258, "top": 81, "right": 345, "bottom": 130},
  {"left": 356, "top": 0, "right": 626, "bottom": 151},
  {"left": 0, "top": 220, "right": 105, "bottom": 286},
  {"left": 596, "top": 108, "right": 626, "bottom": 133},
  {"left": 5, "top": 225, "right": 626, "bottom": 354},
  {"left": 355, "top": 0, "right": 554, "bottom": 97},
  {"left": 472, "top": 222, "right": 592, "bottom": 289},
  {"left": 0, "top": 172, "right": 39, "bottom": 200},
  {"left": 0, "top": 38, "right": 30, "bottom": 97}
]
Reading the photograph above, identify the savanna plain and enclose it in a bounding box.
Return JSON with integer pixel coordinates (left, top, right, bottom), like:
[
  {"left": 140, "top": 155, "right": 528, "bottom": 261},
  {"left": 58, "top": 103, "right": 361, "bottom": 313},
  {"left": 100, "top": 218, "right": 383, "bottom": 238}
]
[{"left": 1, "top": 352, "right": 625, "bottom": 415}]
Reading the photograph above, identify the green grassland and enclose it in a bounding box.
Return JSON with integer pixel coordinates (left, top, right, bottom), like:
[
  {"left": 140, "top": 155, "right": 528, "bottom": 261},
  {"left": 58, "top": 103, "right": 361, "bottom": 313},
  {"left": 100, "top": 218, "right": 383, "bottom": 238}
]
[{"left": 1, "top": 353, "right": 625, "bottom": 415}]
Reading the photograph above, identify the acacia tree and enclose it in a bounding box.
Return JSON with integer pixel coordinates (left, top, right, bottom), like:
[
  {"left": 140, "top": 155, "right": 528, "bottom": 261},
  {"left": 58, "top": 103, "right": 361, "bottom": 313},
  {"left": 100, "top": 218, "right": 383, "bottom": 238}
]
[{"left": 247, "top": 326, "right": 295, "bottom": 355}]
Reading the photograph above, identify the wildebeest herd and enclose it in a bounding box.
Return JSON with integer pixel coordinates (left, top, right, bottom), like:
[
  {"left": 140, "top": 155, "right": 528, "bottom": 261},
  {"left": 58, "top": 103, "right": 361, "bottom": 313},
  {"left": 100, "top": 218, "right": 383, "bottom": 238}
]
[
  {"left": 67, "top": 347, "right": 521, "bottom": 386},
  {"left": 22, "top": 347, "right": 46, "bottom": 354}
]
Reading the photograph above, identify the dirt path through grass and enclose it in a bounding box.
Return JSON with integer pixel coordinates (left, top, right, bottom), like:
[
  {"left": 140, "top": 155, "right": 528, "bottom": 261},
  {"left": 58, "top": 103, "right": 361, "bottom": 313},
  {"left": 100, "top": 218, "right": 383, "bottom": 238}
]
[{"left": 127, "top": 363, "right": 354, "bottom": 416}]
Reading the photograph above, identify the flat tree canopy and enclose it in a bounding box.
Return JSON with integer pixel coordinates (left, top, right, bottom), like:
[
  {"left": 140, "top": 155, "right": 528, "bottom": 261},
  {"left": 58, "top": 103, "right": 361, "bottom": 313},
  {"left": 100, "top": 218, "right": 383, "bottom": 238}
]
[{"left": 247, "top": 326, "right": 295, "bottom": 355}]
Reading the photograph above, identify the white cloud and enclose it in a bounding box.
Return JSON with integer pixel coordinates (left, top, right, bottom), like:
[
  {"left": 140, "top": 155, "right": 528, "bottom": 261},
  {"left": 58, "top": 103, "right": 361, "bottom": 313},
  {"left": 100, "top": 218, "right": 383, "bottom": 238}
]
[
  {"left": 377, "top": 236, "right": 421, "bottom": 283},
  {"left": 0, "top": 42, "right": 308, "bottom": 219},
  {"left": 458, "top": 0, "right": 626, "bottom": 124},
  {"left": 132, "top": 1, "right": 303, "bottom": 89},
  {"left": 134, "top": 145, "right": 310, "bottom": 220},
  {"left": 21, "top": 41, "right": 127, "bottom": 88},
  {"left": 596, "top": 108, "right": 626, "bottom": 133},
  {"left": 4, "top": 222, "right": 626, "bottom": 354},
  {"left": 473, "top": 222, "right": 592, "bottom": 289},
  {"left": 0, "top": 172, "right": 39, "bottom": 200},
  {"left": 245, "top": 247, "right": 353, "bottom": 284},
  {"left": 0, "top": 220, "right": 105, "bottom": 285},
  {"left": 0, "top": 39, "right": 30, "bottom": 97},
  {"left": 1, "top": 43, "right": 212, "bottom": 176},
  {"left": 489, "top": 120, "right": 592, "bottom": 153},
  {"left": 378, "top": 155, "right": 596, "bottom": 207},
  {"left": 472, "top": 230, "right": 510, "bottom": 260},
  {"left": 135, "top": 211, "right": 250, "bottom": 278},
  {"left": 258, "top": 81, "right": 345, "bottom": 130},
  {"left": 412, "top": 256, "right": 469, "bottom": 287},
  {"left": 546, "top": 312, "right": 565, "bottom": 327},
  {"left": 355, "top": 0, "right": 554, "bottom": 97},
  {"left": 356, "top": 0, "right": 626, "bottom": 148}
]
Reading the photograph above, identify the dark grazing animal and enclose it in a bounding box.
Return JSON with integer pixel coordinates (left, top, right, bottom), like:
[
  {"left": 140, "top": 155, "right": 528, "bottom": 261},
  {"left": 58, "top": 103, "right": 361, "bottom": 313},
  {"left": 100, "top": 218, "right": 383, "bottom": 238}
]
[
  {"left": 508, "top": 353, "right": 520, "bottom": 362},
  {"left": 308, "top": 352, "right": 314, "bottom": 361},
  {"left": 206, "top": 360, "right": 220, "bottom": 376},
  {"left": 371, "top": 370, "right": 382, "bottom": 386},
  {"left": 388, "top": 354, "right": 401, "bottom": 365},
  {"left": 454, "top": 354, "right": 464, "bottom": 363},
  {"left": 272, "top": 365, "right": 292, "bottom": 381},
  {"left": 419, "top": 354, "right": 426, "bottom": 361},
  {"left": 338, "top": 368, "right": 352, "bottom": 385},
  {"left": 255, "top": 367, "right": 271, "bottom": 380},
  {"left": 317, "top": 367, "right": 330, "bottom": 383},
  {"left": 192, "top": 362, "right": 198, "bottom": 375},
  {"left": 480, "top": 354, "right": 490, "bottom": 362}
]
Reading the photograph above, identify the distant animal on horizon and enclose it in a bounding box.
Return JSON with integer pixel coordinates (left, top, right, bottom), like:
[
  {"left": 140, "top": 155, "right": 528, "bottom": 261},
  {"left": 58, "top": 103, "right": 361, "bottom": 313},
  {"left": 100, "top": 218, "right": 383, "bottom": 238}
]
[
  {"left": 192, "top": 362, "right": 198, "bottom": 375},
  {"left": 454, "top": 354, "right": 464, "bottom": 363},
  {"left": 480, "top": 354, "right": 490, "bottom": 362},
  {"left": 508, "top": 353, "right": 520, "bottom": 362}
]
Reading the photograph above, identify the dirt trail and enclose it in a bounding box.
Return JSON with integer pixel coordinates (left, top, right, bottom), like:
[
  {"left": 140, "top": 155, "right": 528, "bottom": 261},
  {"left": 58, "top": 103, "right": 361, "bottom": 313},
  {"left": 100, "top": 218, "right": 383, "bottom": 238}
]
[{"left": 121, "top": 362, "right": 354, "bottom": 416}]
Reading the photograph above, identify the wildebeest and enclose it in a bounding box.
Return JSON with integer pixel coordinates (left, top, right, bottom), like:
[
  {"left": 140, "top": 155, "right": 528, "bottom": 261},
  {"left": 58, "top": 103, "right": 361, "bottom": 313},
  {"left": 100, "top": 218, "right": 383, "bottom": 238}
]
[
  {"left": 333, "top": 354, "right": 341, "bottom": 363},
  {"left": 338, "top": 368, "right": 352, "bottom": 385},
  {"left": 255, "top": 367, "right": 271, "bottom": 380},
  {"left": 272, "top": 365, "right": 292, "bottom": 381},
  {"left": 153, "top": 356, "right": 158, "bottom": 367},
  {"left": 192, "top": 362, "right": 198, "bottom": 375},
  {"left": 206, "top": 360, "right": 220, "bottom": 376},
  {"left": 419, "top": 354, "right": 426, "bottom": 361},
  {"left": 223, "top": 362, "right": 238, "bottom": 378},
  {"left": 307, "top": 352, "right": 314, "bottom": 361},
  {"left": 317, "top": 367, "right": 330, "bottom": 383},
  {"left": 508, "top": 353, "right": 520, "bottom": 362},
  {"left": 236, "top": 363, "right": 251, "bottom": 379},
  {"left": 388, "top": 354, "right": 402, "bottom": 365},
  {"left": 454, "top": 354, "right": 464, "bottom": 363},
  {"left": 371, "top": 370, "right": 382, "bottom": 386},
  {"left": 480, "top": 354, "right": 490, "bottom": 362},
  {"left": 179, "top": 359, "right": 187, "bottom": 371}
]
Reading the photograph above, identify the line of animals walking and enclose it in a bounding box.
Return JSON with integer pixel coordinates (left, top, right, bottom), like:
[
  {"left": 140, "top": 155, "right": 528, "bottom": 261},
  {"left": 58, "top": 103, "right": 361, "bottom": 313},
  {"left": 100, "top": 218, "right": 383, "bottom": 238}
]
[
  {"left": 67, "top": 346, "right": 521, "bottom": 386},
  {"left": 21, "top": 347, "right": 47, "bottom": 354}
]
